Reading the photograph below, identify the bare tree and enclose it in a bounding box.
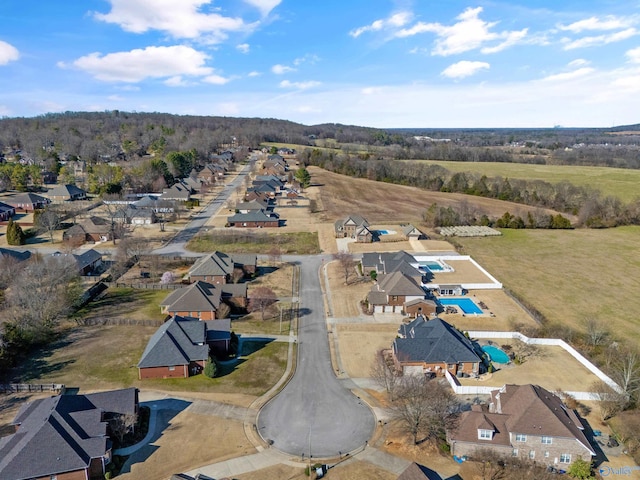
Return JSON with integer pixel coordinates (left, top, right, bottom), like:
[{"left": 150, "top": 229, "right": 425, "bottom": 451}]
[
  {"left": 249, "top": 286, "right": 278, "bottom": 321},
  {"left": 391, "top": 376, "right": 461, "bottom": 445},
  {"left": 117, "top": 237, "right": 151, "bottom": 264},
  {"left": 109, "top": 412, "right": 138, "bottom": 444},
  {"left": 370, "top": 349, "right": 400, "bottom": 401},
  {"left": 590, "top": 380, "right": 629, "bottom": 421},
  {"left": 583, "top": 316, "right": 609, "bottom": 347},
  {"left": 216, "top": 302, "right": 231, "bottom": 320},
  {"left": 610, "top": 346, "right": 640, "bottom": 401},
  {"left": 333, "top": 251, "right": 356, "bottom": 285},
  {"left": 36, "top": 206, "right": 61, "bottom": 243},
  {"left": 0, "top": 255, "right": 26, "bottom": 290},
  {"left": 267, "top": 245, "right": 282, "bottom": 265}
]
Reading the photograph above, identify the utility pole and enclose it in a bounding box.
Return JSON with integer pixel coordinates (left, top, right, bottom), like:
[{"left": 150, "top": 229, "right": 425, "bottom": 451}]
[{"left": 279, "top": 305, "right": 283, "bottom": 334}]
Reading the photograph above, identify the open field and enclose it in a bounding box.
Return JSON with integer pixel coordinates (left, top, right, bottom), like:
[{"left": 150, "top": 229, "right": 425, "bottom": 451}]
[
  {"left": 336, "top": 324, "right": 399, "bottom": 378},
  {"left": 187, "top": 230, "right": 320, "bottom": 254},
  {"left": 455, "top": 227, "right": 640, "bottom": 342},
  {"left": 325, "top": 260, "right": 372, "bottom": 318},
  {"left": 407, "top": 159, "right": 640, "bottom": 203}
]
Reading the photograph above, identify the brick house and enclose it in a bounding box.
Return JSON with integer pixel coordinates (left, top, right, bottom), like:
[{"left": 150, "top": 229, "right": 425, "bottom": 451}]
[
  {"left": 367, "top": 271, "right": 426, "bottom": 313},
  {"left": 160, "top": 280, "right": 248, "bottom": 320},
  {"left": 227, "top": 210, "right": 280, "bottom": 227},
  {"left": 447, "top": 384, "right": 595, "bottom": 467},
  {"left": 334, "top": 214, "right": 370, "bottom": 239},
  {"left": 46, "top": 184, "right": 87, "bottom": 202},
  {"left": 62, "top": 216, "right": 112, "bottom": 243},
  {"left": 403, "top": 298, "right": 438, "bottom": 318},
  {"left": 0, "top": 388, "right": 138, "bottom": 480},
  {"left": 0, "top": 201, "right": 16, "bottom": 221},
  {"left": 187, "top": 251, "right": 257, "bottom": 284},
  {"left": 5, "top": 192, "right": 50, "bottom": 212},
  {"left": 392, "top": 316, "right": 481, "bottom": 377}
]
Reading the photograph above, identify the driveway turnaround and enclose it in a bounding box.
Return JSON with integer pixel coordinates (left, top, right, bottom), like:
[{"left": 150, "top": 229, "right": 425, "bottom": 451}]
[{"left": 257, "top": 256, "right": 376, "bottom": 458}]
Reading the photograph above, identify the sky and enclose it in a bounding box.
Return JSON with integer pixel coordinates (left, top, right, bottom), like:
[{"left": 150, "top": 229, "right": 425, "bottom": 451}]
[{"left": 1, "top": 0, "right": 640, "bottom": 128}]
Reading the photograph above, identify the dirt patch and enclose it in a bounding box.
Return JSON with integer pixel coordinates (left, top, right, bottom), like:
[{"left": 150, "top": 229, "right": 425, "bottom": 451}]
[
  {"left": 325, "top": 260, "right": 372, "bottom": 318},
  {"left": 233, "top": 459, "right": 397, "bottom": 480}
]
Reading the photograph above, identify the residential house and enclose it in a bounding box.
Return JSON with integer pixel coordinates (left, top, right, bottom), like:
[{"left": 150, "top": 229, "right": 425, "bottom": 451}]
[
  {"left": 187, "top": 251, "right": 257, "bottom": 284},
  {"left": 367, "top": 271, "right": 426, "bottom": 313},
  {"left": 0, "top": 201, "right": 16, "bottom": 221},
  {"left": 62, "top": 216, "right": 112, "bottom": 243},
  {"left": 361, "top": 251, "right": 424, "bottom": 284},
  {"left": 243, "top": 190, "right": 272, "bottom": 204},
  {"left": 160, "top": 280, "right": 248, "bottom": 320},
  {"left": 275, "top": 189, "right": 309, "bottom": 208},
  {"left": 236, "top": 199, "right": 270, "bottom": 213},
  {"left": 334, "top": 214, "right": 372, "bottom": 242},
  {"left": 447, "top": 384, "right": 596, "bottom": 467},
  {"left": 397, "top": 462, "right": 440, "bottom": 480},
  {"left": 437, "top": 284, "right": 464, "bottom": 296},
  {"left": 227, "top": 209, "right": 280, "bottom": 228},
  {"left": 138, "top": 316, "right": 211, "bottom": 379},
  {"left": 0, "top": 388, "right": 138, "bottom": 480},
  {"left": 160, "top": 183, "right": 191, "bottom": 202},
  {"left": 133, "top": 195, "right": 174, "bottom": 213},
  {"left": 401, "top": 224, "right": 427, "bottom": 240},
  {"left": 403, "top": 298, "right": 438, "bottom": 318},
  {"left": 114, "top": 206, "right": 156, "bottom": 225},
  {"left": 246, "top": 183, "right": 278, "bottom": 198},
  {"left": 47, "top": 184, "right": 88, "bottom": 202},
  {"left": 0, "top": 247, "right": 31, "bottom": 263},
  {"left": 5, "top": 192, "right": 50, "bottom": 212},
  {"left": 51, "top": 248, "right": 103, "bottom": 275},
  {"left": 392, "top": 316, "right": 481, "bottom": 377}
]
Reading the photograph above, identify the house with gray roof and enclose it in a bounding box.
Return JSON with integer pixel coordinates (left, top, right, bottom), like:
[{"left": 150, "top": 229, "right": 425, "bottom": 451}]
[
  {"left": 0, "top": 388, "right": 138, "bottom": 480},
  {"left": 334, "top": 214, "right": 369, "bottom": 240},
  {"left": 361, "top": 251, "right": 423, "bottom": 284},
  {"left": 187, "top": 251, "right": 257, "bottom": 284},
  {"left": 0, "top": 247, "right": 31, "bottom": 263},
  {"left": 5, "top": 192, "right": 50, "bottom": 211},
  {"left": 160, "top": 183, "right": 191, "bottom": 202},
  {"left": 392, "top": 316, "right": 481, "bottom": 377},
  {"left": 160, "top": 280, "right": 248, "bottom": 320},
  {"left": 138, "top": 315, "right": 230, "bottom": 379},
  {"left": 0, "top": 201, "right": 16, "bottom": 221},
  {"left": 401, "top": 224, "right": 427, "bottom": 240},
  {"left": 47, "top": 184, "right": 87, "bottom": 202},
  {"left": 447, "top": 384, "right": 595, "bottom": 467}
]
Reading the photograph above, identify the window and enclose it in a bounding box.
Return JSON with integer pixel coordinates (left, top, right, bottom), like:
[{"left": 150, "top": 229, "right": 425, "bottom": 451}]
[
  {"left": 478, "top": 429, "right": 493, "bottom": 440},
  {"left": 529, "top": 450, "right": 535, "bottom": 459},
  {"left": 541, "top": 436, "right": 553, "bottom": 444},
  {"left": 515, "top": 434, "right": 527, "bottom": 442},
  {"left": 560, "top": 453, "right": 571, "bottom": 464},
  {"left": 512, "top": 448, "right": 518, "bottom": 457},
  {"left": 168, "top": 366, "right": 175, "bottom": 371},
  {"left": 391, "top": 295, "right": 398, "bottom": 301},
  {"left": 544, "top": 451, "right": 550, "bottom": 458}
]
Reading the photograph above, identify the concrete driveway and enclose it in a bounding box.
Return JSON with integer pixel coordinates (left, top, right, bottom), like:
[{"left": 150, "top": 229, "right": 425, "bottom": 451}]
[{"left": 257, "top": 255, "right": 376, "bottom": 458}]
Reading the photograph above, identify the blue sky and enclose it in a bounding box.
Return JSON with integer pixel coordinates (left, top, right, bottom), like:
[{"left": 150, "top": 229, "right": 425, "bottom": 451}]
[{"left": 1, "top": 0, "right": 640, "bottom": 128}]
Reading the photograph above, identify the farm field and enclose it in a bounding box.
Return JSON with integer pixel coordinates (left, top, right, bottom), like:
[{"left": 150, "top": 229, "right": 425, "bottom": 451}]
[
  {"left": 406, "top": 159, "right": 640, "bottom": 203},
  {"left": 455, "top": 227, "right": 640, "bottom": 342}
]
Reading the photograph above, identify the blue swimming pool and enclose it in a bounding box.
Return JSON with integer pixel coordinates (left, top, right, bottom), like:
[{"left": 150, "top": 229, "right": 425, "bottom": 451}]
[
  {"left": 377, "top": 230, "right": 390, "bottom": 235},
  {"left": 439, "top": 297, "right": 483, "bottom": 315},
  {"left": 482, "top": 345, "right": 510, "bottom": 364},
  {"left": 420, "top": 261, "right": 444, "bottom": 271}
]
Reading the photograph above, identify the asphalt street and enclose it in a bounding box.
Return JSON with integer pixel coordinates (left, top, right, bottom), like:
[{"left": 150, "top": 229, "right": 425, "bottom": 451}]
[{"left": 257, "top": 256, "right": 376, "bottom": 458}]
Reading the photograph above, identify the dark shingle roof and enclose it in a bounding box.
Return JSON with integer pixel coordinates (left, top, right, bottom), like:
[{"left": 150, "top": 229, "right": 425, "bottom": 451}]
[
  {"left": 227, "top": 210, "right": 278, "bottom": 223},
  {"left": 47, "top": 184, "right": 87, "bottom": 199},
  {"left": 161, "top": 281, "right": 222, "bottom": 312},
  {"left": 0, "top": 247, "right": 31, "bottom": 262},
  {"left": 0, "top": 388, "right": 137, "bottom": 480},
  {"left": 189, "top": 251, "right": 234, "bottom": 278},
  {"left": 138, "top": 315, "right": 209, "bottom": 368},
  {"left": 394, "top": 317, "right": 480, "bottom": 365}
]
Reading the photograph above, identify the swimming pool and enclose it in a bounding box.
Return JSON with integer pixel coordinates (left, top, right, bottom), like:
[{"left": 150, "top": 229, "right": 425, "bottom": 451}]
[
  {"left": 439, "top": 297, "right": 483, "bottom": 315},
  {"left": 482, "top": 345, "right": 510, "bottom": 364},
  {"left": 420, "top": 261, "right": 444, "bottom": 271},
  {"left": 377, "top": 230, "right": 390, "bottom": 235}
]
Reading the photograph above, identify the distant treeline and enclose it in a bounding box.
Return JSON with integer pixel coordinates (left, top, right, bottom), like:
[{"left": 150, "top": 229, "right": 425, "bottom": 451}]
[{"left": 300, "top": 148, "right": 640, "bottom": 228}]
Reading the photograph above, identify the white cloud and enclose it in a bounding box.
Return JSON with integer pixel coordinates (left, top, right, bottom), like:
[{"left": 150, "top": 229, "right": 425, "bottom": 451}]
[
  {"left": 237, "top": 43, "right": 250, "bottom": 54},
  {"left": 107, "top": 94, "right": 124, "bottom": 101},
  {"left": 559, "top": 15, "right": 634, "bottom": 33},
  {"left": 248, "top": 71, "right": 261, "bottom": 77},
  {"left": 562, "top": 28, "right": 637, "bottom": 50},
  {"left": 203, "top": 74, "right": 230, "bottom": 85},
  {"left": 568, "top": 58, "right": 590, "bottom": 67},
  {"left": 541, "top": 67, "right": 594, "bottom": 82},
  {"left": 396, "top": 7, "right": 526, "bottom": 56},
  {"left": 64, "top": 45, "right": 212, "bottom": 82},
  {"left": 164, "top": 76, "right": 190, "bottom": 87},
  {"left": 243, "top": 0, "right": 281, "bottom": 17},
  {"left": 116, "top": 85, "right": 141, "bottom": 91},
  {"left": 279, "top": 80, "right": 321, "bottom": 90},
  {"left": 0, "top": 40, "right": 19, "bottom": 65},
  {"left": 361, "top": 87, "right": 383, "bottom": 95},
  {"left": 93, "top": 0, "right": 246, "bottom": 42},
  {"left": 349, "top": 11, "right": 412, "bottom": 38},
  {"left": 441, "top": 60, "right": 490, "bottom": 79},
  {"left": 217, "top": 102, "right": 240, "bottom": 115},
  {"left": 294, "top": 54, "right": 320, "bottom": 66},
  {"left": 626, "top": 47, "right": 640, "bottom": 63},
  {"left": 271, "top": 64, "right": 296, "bottom": 74},
  {"left": 611, "top": 74, "right": 640, "bottom": 92}
]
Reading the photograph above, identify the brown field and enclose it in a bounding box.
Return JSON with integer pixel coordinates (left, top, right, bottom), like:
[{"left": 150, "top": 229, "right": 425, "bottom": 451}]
[
  {"left": 234, "top": 459, "right": 397, "bottom": 480},
  {"left": 336, "top": 324, "right": 399, "bottom": 378},
  {"left": 325, "top": 259, "right": 372, "bottom": 318}
]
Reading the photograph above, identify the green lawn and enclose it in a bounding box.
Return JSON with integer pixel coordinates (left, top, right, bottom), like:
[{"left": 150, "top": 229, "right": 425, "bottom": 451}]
[
  {"left": 405, "top": 160, "right": 640, "bottom": 203},
  {"left": 455, "top": 226, "right": 640, "bottom": 342},
  {"left": 187, "top": 231, "right": 320, "bottom": 255}
]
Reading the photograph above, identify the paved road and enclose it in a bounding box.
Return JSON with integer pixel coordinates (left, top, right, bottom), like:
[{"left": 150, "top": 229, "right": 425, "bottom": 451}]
[
  {"left": 257, "top": 256, "right": 376, "bottom": 458},
  {"left": 152, "top": 158, "right": 255, "bottom": 256}
]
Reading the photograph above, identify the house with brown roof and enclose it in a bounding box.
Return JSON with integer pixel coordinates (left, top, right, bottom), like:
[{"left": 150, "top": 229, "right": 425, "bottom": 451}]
[
  {"left": 392, "top": 316, "right": 481, "bottom": 377},
  {"left": 187, "top": 251, "right": 257, "bottom": 284},
  {"left": 62, "top": 216, "right": 112, "bottom": 243},
  {"left": 367, "top": 271, "right": 426, "bottom": 313},
  {"left": 447, "top": 384, "right": 596, "bottom": 467},
  {"left": 160, "top": 280, "right": 248, "bottom": 320},
  {"left": 0, "top": 388, "right": 138, "bottom": 480}
]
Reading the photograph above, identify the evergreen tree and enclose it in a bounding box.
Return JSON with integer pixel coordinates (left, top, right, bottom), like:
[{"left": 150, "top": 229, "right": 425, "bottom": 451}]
[
  {"left": 294, "top": 167, "right": 311, "bottom": 190},
  {"left": 6, "top": 218, "right": 26, "bottom": 245}
]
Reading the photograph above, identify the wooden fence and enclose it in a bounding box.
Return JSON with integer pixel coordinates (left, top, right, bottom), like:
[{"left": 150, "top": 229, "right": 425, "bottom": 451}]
[
  {"left": 108, "top": 282, "right": 183, "bottom": 290},
  {"left": 80, "top": 317, "right": 165, "bottom": 327},
  {"left": 1, "top": 383, "right": 65, "bottom": 394}
]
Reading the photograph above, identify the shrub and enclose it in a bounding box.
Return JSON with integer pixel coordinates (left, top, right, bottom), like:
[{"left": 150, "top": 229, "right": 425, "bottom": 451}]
[
  {"left": 6, "top": 219, "right": 26, "bottom": 245},
  {"left": 204, "top": 358, "right": 217, "bottom": 378}
]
